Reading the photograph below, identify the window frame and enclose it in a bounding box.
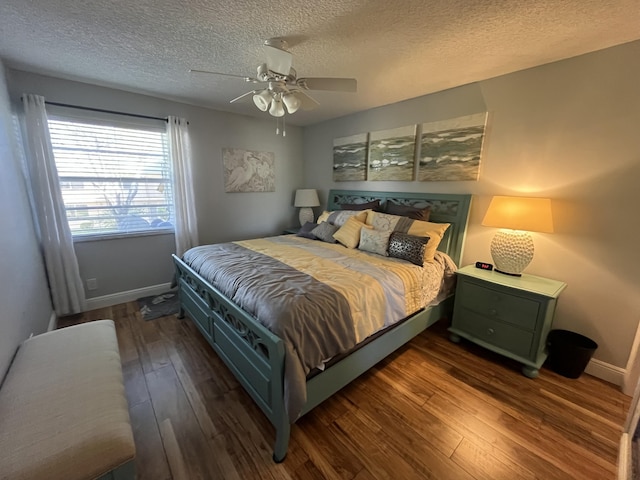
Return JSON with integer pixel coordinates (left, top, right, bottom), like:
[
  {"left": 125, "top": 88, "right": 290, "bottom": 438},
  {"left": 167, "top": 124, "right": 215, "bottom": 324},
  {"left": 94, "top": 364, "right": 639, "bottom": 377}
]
[{"left": 46, "top": 108, "right": 175, "bottom": 242}]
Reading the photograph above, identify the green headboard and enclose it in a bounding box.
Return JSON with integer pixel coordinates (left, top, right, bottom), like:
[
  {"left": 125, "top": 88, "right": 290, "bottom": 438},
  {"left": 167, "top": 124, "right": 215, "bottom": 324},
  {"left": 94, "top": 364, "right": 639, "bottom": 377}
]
[{"left": 327, "top": 189, "right": 472, "bottom": 266}]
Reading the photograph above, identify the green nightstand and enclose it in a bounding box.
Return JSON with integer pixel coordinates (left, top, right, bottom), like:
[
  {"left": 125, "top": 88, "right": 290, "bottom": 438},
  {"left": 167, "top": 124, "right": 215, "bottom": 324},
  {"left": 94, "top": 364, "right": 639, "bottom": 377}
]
[{"left": 449, "top": 265, "right": 567, "bottom": 378}]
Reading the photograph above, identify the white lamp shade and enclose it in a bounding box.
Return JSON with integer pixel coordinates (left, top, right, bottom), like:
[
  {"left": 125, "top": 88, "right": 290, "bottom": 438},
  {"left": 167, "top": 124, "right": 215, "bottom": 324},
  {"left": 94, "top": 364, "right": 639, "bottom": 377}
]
[
  {"left": 294, "top": 189, "right": 320, "bottom": 207},
  {"left": 482, "top": 196, "right": 553, "bottom": 233},
  {"left": 253, "top": 90, "right": 272, "bottom": 111},
  {"left": 283, "top": 93, "right": 301, "bottom": 114},
  {"left": 269, "top": 98, "right": 285, "bottom": 117},
  {"left": 482, "top": 195, "right": 553, "bottom": 276}
]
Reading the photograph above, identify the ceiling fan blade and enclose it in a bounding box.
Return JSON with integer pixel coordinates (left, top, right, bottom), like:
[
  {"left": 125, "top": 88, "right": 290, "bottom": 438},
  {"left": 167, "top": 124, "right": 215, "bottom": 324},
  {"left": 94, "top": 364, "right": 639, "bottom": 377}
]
[
  {"left": 295, "top": 90, "right": 320, "bottom": 111},
  {"left": 297, "top": 77, "right": 357, "bottom": 92},
  {"left": 229, "top": 90, "right": 258, "bottom": 104},
  {"left": 263, "top": 44, "right": 293, "bottom": 76},
  {"left": 189, "top": 69, "right": 260, "bottom": 83}
]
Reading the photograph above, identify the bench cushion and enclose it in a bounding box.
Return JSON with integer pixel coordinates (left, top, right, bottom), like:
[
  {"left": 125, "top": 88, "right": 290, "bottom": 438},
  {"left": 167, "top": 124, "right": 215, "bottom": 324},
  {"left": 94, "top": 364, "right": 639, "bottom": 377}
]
[{"left": 0, "top": 320, "right": 135, "bottom": 480}]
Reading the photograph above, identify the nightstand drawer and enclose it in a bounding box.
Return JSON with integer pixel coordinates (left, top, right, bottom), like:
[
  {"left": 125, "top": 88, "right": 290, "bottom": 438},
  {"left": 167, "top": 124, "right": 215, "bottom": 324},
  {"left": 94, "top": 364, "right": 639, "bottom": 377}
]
[
  {"left": 458, "top": 280, "right": 540, "bottom": 331},
  {"left": 455, "top": 309, "right": 534, "bottom": 359}
]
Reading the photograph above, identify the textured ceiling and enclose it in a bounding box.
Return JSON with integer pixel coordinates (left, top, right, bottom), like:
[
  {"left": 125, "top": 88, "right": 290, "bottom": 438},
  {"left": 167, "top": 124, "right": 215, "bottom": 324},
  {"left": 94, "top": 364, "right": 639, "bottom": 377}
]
[{"left": 1, "top": 0, "right": 639, "bottom": 126}]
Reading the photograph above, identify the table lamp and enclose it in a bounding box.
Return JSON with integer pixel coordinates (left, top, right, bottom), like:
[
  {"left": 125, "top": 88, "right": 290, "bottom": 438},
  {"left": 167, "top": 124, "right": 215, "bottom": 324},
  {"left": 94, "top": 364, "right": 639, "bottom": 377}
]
[
  {"left": 481, "top": 195, "right": 553, "bottom": 276},
  {"left": 294, "top": 189, "right": 320, "bottom": 226}
]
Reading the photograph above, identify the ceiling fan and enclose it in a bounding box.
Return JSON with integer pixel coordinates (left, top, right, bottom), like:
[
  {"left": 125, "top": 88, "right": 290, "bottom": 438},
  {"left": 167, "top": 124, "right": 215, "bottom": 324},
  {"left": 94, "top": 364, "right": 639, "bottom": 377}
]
[{"left": 190, "top": 38, "right": 357, "bottom": 118}]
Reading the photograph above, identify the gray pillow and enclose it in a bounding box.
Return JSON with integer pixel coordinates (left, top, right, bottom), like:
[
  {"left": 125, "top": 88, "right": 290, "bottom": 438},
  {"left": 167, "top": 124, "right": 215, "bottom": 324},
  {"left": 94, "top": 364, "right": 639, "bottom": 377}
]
[
  {"left": 296, "top": 222, "right": 318, "bottom": 239},
  {"left": 311, "top": 221, "right": 339, "bottom": 243},
  {"left": 340, "top": 199, "right": 381, "bottom": 211},
  {"left": 388, "top": 232, "right": 430, "bottom": 266},
  {"left": 384, "top": 202, "right": 431, "bottom": 221}
]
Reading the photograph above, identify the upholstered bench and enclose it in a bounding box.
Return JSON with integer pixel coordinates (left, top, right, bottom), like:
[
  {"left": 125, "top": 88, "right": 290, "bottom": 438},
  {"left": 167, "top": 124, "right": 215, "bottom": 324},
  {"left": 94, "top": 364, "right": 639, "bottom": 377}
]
[{"left": 0, "top": 320, "right": 136, "bottom": 480}]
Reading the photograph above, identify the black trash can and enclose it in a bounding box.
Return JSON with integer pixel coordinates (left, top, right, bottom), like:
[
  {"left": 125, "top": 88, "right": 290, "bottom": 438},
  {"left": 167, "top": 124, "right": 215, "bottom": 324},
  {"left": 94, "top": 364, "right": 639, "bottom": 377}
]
[{"left": 546, "top": 329, "right": 598, "bottom": 379}]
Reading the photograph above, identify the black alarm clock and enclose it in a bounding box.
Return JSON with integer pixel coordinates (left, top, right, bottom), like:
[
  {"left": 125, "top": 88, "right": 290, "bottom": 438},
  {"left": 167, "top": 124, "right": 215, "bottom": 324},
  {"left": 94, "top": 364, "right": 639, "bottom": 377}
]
[{"left": 475, "top": 261, "right": 493, "bottom": 271}]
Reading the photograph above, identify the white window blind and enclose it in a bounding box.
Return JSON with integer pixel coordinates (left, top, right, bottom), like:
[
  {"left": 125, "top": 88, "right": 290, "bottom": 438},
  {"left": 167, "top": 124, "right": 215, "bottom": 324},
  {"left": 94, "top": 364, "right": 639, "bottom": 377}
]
[{"left": 47, "top": 117, "right": 174, "bottom": 238}]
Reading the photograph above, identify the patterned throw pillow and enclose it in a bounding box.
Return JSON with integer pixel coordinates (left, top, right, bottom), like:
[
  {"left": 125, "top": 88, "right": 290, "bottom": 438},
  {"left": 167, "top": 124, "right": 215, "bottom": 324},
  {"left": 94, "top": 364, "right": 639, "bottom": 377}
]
[
  {"left": 358, "top": 228, "right": 392, "bottom": 256},
  {"left": 333, "top": 217, "right": 372, "bottom": 249},
  {"left": 310, "top": 221, "right": 339, "bottom": 243},
  {"left": 365, "top": 210, "right": 405, "bottom": 232},
  {"left": 388, "top": 232, "right": 430, "bottom": 266},
  {"left": 365, "top": 210, "right": 449, "bottom": 262}
]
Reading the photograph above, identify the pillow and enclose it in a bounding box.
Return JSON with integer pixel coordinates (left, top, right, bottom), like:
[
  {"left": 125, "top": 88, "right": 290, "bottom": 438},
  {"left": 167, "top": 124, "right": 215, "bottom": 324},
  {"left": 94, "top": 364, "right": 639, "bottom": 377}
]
[
  {"left": 365, "top": 210, "right": 449, "bottom": 262},
  {"left": 384, "top": 202, "right": 431, "bottom": 221},
  {"left": 296, "top": 222, "right": 318, "bottom": 239},
  {"left": 408, "top": 221, "right": 449, "bottom": 263},
  {"left": 358, "top": 228, "right": 392, "bottom": 256},
  {"left": 365, "top": 210, "right": 405, "bottom": 231},
  {"left": 333, "top": 217, "right": 372, "bottom": 249},
  {"left": 316, "top": 209, "right": 368, "bottom": 227},
  {"left": 388, "top": 232, "right": 430, "bottom": 266},
  {"left": 310, "top": 221, "right": 339, "bottom": 243},
  {"left": 340, "top": 199, "right": 381, "bottom": 212}
]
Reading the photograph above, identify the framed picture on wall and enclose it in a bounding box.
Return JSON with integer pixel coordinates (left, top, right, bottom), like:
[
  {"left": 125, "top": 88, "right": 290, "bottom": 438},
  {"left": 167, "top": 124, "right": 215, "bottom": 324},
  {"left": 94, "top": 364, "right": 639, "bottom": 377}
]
[
  {"left": 367, "top": 125, "right": 416, "bottom": 181},
  {"left": 418, "top": 112, "right": 488, "bottom": 182},
  {"left": 333, "top": 133, "right": 368, "bottom": 182},
  {"left": 222, "top": 148, "right": 275, "bottom": 192}
]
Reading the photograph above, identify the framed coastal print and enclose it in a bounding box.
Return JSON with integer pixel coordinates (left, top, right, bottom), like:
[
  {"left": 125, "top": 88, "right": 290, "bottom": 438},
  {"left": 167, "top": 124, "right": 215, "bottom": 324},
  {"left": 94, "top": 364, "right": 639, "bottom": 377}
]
[
  {"left": 333, "top": 133, "right": 368, "bottom": 181},
  {"left": 418, "top": 112, "right": 488, "bottom": 182},
  {"left": 367, "top": 125, "right": 416, "bottom": 181},
  {"left": 223, "top": 148, "right": 275, "bottom": 192}
]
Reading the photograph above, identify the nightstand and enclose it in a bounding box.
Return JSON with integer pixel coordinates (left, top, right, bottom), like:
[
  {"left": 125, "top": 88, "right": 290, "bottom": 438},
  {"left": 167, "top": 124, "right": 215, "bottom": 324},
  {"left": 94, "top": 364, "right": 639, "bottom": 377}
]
[{"left": 449, "top": 265, "right": 566, "bottom": 378}]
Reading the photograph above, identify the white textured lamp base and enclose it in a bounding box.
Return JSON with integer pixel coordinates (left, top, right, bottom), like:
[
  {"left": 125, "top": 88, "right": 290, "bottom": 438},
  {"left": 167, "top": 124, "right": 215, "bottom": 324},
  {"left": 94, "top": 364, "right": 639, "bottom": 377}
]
[
  {"left": 298, "top": 207, "right": 314, "bottom": 226},
  {"left": 490, "top": 230, "right": 534, "bottom": 276}
]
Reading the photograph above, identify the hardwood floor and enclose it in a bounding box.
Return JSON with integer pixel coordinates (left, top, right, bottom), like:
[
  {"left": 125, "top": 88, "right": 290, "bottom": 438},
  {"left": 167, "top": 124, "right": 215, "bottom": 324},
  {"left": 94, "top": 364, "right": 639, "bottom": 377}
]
[{"left": 61, "top": 304, "right": 630, "bottom": 479}]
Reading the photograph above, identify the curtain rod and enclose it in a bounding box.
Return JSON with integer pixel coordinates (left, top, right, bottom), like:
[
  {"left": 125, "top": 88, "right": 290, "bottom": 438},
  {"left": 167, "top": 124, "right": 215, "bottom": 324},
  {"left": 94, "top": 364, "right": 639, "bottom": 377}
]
[{"left": 44, "top": 100, "right": 169, "bottom": 123}]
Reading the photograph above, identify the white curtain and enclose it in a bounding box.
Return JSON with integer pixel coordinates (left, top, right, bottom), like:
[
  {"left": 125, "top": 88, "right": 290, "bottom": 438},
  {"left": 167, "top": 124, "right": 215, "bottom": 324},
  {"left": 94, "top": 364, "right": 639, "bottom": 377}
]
[
  {"left": 167, "top": 116, "right": 198, "bottom": 257},
  {"left": 21, "top": 94, "right": 86, "bottom": 315}
]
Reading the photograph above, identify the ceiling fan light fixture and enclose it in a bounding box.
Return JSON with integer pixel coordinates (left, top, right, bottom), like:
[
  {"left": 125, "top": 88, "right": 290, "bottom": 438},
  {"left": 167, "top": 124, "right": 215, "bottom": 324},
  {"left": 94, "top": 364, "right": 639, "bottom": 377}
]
[
  {"left": 283, "top": 93, "right": 301, "bottom": 114},
  {"left": 269, "top": 97, "right": 285, "bottom": 117},
  {"left": 253, "top": 90, "right": 272, "bottom": 111}
]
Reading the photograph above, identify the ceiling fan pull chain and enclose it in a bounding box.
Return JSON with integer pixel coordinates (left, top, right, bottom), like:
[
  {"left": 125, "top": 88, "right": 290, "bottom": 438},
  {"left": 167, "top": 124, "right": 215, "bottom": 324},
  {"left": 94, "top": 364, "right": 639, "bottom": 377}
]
[
  {"left": 283, "top": 114, "right": 286, "bottom": 137},
  {"left": 275, "top": 116, "right": 280, "bottom": 135}
]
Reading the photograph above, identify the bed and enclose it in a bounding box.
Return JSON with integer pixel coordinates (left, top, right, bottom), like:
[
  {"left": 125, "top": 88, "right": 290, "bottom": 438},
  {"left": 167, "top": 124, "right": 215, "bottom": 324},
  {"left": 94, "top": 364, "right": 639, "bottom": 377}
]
[{"left": 172, "top": 189, "right": 471, "bottom": 461}]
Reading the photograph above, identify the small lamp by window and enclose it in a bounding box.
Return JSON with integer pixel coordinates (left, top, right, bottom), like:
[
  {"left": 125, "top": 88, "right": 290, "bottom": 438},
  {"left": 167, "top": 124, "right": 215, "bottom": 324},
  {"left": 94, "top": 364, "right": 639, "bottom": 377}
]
[
  {"left": 294, "top": 189, "right": 320, "bottom": 226},
  {"left": 481, "top": 196, "right": 553, "bottom": 276}
]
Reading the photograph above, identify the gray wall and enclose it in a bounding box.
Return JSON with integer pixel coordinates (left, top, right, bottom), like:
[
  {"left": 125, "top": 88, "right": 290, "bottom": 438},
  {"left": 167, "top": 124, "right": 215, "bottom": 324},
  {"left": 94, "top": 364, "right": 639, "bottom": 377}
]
[
  {"left": 303, "top": 40, "right": 640, "bottom": 370},
  {"left": 0, "top": 61, "right": 52, "bottom": 380},
  {"left": 7, "top": 70, "right": 305, "bottom": 299}
]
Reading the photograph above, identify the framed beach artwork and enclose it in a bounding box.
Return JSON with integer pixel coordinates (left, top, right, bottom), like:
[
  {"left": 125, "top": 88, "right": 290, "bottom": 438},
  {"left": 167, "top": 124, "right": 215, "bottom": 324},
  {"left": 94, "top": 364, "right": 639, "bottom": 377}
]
[
  {"left": 367, "top": 125, "right": 416, "bottom": 181},
  {"left": 418, "top": 112, "right": 488, "bottom": 182},
  {"left": 333, "top": 133, "right": 368, "bottom": 181},
  {"left": 222, "top": 148, "right": 275, "bottom": 193}
]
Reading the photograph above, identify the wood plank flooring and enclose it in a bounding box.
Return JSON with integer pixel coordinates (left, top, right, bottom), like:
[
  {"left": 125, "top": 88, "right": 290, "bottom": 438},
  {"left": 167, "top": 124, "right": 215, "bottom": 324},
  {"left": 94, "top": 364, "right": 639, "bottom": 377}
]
[{"left": 60, "top": 304, "right": 631, "bottom": 479}]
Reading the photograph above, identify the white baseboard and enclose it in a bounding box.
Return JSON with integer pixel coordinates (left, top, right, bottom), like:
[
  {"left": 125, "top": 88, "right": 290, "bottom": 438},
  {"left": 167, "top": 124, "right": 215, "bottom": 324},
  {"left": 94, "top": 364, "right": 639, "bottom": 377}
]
[
  {"left": 585, "top": 358, "right": 625, "bottom": 387},
  {"left": 85, "top": 282, "right": 173, "bottom": 311},
  {"left": 47, "top": 311, "right": 57, "bottom": 332}
]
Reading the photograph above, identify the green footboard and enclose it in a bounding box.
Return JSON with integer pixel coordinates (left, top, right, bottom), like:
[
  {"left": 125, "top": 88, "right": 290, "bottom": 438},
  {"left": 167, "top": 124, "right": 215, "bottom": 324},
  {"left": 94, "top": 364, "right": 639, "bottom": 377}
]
[{"left": 173, "top": 256, "right": 290, "bottom": 461}]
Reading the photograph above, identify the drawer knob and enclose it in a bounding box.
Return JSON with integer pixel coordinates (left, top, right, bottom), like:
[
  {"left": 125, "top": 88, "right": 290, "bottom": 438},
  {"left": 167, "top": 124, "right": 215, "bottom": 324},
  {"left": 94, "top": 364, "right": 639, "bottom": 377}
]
[
  {"left": 489, "top": 309, "right": 498, "bottom": 316},
  {"left": 487, "top": 328, "right": 495, "bottom": 335}
]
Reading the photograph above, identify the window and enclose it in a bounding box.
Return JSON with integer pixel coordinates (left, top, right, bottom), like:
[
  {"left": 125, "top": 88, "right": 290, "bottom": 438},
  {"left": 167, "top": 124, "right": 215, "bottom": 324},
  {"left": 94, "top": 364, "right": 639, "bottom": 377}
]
[{"left": 47, "top": 116, "right": 174, "bottom": 238}]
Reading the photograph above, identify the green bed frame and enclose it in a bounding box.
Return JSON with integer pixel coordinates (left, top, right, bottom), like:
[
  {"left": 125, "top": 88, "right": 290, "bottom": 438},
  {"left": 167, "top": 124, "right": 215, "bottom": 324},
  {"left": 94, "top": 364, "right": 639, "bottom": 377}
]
[{"left": 172, "top": 189, "right": 471, "bottom": 462}]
